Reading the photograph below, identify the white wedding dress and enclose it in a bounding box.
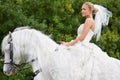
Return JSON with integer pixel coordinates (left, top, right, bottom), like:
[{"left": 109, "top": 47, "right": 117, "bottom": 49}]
[{"left": 49, "top": 24, "right": 120, "bottom": 80}]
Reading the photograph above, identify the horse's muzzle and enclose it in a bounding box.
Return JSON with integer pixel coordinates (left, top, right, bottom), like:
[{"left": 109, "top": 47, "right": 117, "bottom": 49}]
[{"left": 3, "top": 64, "right": 17, "bottom": 76}]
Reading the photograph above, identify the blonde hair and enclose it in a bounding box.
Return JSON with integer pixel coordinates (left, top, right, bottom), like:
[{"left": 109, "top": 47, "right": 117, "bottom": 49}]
[{"left": 84, "top": 2, "right": 98, "bottom": 14}]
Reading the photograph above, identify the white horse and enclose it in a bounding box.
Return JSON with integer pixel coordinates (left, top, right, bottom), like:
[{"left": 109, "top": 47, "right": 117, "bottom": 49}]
[
  {"left": 2, "top": 27, "right": 74, "bottom": 80},
  {"left": 2, "top": 27, "right": 120, "bottom": 80}
]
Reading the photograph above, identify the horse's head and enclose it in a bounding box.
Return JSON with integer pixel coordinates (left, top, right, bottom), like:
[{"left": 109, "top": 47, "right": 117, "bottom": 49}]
[
  {"left": 2, "top": 32, "right": 19, "bottom": 76},
  {"left": 1, "top": 27, "right": 57, "bottom": 79},
  {"left": 1, "top": 27, "right": 41, "bottom": 77}
]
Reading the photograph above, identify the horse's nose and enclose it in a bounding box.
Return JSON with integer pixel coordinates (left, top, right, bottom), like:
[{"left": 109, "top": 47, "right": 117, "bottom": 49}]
[
  {"left": 4, "top": 71, "right": 12, "bottom": 76},
  {"left": 4, "top": 71, "right": 8, "bottom": 75}
]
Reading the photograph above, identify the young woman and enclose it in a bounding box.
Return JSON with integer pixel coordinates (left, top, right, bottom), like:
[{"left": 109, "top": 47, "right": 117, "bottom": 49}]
[
  {"left": 62, "top": 2, "right": 96, "bottom": 46},
  {"left": 54, "top": 2, "right": 120, "bottom": 80}
]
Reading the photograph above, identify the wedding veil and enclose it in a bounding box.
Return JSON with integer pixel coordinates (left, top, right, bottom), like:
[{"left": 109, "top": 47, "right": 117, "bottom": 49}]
[{"left": 94, "top": 5, "right": 112, "bottom": 41}]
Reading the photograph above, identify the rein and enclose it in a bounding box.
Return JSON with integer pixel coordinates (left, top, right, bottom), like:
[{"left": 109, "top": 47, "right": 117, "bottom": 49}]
[{"left": 30, "top": 68, "right": 42, "bottom": 80}]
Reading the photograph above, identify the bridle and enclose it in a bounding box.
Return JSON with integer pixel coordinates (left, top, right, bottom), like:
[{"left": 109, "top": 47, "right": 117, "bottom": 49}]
[
  {"left": 4, "top": 32, "right": 42, "bottom": 80},
  {"left": 5, "top": 33, "right": 14, "bottom": 65}
]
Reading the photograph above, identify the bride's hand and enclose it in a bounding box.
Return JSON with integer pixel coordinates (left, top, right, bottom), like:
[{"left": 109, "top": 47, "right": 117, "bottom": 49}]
[
  {"left": 58, "top": 41, "right": 70, "bottom": 47},
  {"left": 61, "top": 42, "right": 70, "bottom": 47}
]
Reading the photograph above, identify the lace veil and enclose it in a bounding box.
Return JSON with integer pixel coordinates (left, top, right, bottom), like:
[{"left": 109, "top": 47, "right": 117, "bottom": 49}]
[{"left": 94, "top": 5, "right": 112, "bottom": 41}]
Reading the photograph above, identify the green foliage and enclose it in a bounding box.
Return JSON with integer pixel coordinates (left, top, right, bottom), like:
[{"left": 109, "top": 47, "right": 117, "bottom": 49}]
[
  {"left": 0, "top": 0, "right": 120, "bottom": 79},
  {"left": 95, "top": 30, "right": 120, "bottom": 59}
]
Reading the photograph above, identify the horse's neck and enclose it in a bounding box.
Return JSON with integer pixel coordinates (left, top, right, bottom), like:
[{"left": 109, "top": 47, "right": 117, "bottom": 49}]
[
  {"left": 35, "top": 33, "right": 59, "bottom": 61},
  {"left": 30, "top": 33, "right": 58, "bottom": 80}
]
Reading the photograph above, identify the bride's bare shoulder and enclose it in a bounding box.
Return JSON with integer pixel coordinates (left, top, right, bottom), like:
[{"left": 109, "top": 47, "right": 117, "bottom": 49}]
[{"left": 85, "top": 18, "right": 94, "bottom": 24}]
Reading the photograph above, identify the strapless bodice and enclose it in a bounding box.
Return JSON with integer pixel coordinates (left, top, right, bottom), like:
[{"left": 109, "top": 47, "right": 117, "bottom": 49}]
[{"left": 77, "top": 24, "right": 94, "bottom": 43}]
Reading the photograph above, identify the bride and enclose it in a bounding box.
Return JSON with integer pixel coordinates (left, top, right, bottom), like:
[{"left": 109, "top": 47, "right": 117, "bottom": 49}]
[{"left": 50, "top": 2, "right": 120, "bottom": 80}]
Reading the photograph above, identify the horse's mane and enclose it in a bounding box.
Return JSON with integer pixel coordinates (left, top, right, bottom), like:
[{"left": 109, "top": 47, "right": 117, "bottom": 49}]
[
  {"left": 1, "top": 26, "right": 58, "bottom": 55},
  {"left": 13, "top": 26, "right": 31, "bottom": 32}
]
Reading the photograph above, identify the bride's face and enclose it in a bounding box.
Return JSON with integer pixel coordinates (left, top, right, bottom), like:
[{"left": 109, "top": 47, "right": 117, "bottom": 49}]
[{"left": 81, "top": 4, "right": 91, "bottom": 17}]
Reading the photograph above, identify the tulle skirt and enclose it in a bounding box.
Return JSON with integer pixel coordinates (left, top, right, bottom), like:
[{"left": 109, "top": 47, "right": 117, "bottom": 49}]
[{"left": 49, "top": 42, "right": 120, "bottom": 80}]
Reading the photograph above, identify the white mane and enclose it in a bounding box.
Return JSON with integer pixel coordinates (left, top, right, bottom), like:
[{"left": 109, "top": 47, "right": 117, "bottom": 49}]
[{"left": 2, "top": 27, "right": 57, "bottom": 51}]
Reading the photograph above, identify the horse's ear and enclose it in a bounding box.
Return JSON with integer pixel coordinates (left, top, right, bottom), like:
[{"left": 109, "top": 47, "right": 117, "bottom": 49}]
[
  {"left": 9, "top": 31, "right": 12, "bottom": 37},
  {"left": 8, "top": 31, "right": 12, "bottom": 43}
]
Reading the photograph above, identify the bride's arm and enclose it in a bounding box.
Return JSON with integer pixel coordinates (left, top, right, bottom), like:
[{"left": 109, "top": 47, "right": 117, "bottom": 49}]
[{"left": 62, "top": 19, "right": 92, "bottom": 46}]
